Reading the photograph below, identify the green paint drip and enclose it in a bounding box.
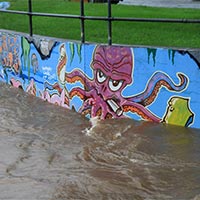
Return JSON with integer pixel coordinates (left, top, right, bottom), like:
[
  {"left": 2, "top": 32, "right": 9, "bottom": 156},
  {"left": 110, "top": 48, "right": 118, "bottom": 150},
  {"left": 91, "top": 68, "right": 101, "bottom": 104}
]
[
  {"left": 21, "top": 37, "right": 30, "bottom": 70},
  {"left": 76, "top": 44, "right": 82, "bottom": 63},
  {"left": 168, "top": 49, "right": 176, "bottom": 65},
  {"left": 147, "top": 48, "right": 157, "bottom": 67},
  {"left": 69, "top": 43, "right": 75, "bottom": 65},
  {"left": 21, "top": 37, "right": 31, "bottom": 80}
]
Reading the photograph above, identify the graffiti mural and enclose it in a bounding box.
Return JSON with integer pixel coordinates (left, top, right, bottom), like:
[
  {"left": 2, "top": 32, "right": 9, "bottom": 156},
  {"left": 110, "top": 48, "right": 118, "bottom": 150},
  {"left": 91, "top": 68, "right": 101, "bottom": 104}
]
[
  {"left": 1, "top": 30, "right": 200, "bottom": 128},
  {"left": 66, "top": 46, "right": 189, "bottom": 123},
  {"left": 162, "top": 96, "right": 194, "bottom": 127},
  {"left": 0, "top": 32, "right": 20, "bottom": 82}
]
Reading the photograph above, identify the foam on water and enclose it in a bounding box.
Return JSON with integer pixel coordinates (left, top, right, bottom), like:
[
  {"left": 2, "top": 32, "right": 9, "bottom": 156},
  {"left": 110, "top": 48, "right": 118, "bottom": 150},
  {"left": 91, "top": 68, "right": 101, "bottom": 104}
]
[{"left": 82, "top": 116, "right": 101, "bottom": 136}]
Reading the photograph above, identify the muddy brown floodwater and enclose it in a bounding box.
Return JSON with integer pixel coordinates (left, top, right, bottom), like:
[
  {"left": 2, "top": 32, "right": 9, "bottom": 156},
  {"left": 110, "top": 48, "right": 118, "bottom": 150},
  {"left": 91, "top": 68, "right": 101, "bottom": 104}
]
[{"left": 0, "top": 82, "right": 200, "bottom": 200}]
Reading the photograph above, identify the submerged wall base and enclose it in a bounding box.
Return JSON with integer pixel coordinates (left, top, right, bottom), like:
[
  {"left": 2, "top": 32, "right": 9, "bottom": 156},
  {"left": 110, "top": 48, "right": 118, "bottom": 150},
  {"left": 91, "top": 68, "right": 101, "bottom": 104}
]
[{"left": 1, "top": 30, "right": 200, "bottom": 128}]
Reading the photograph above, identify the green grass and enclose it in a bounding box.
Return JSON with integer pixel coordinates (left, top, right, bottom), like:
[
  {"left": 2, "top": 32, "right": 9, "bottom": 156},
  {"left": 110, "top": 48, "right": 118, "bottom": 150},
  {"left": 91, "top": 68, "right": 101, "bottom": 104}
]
[{"left": 1, "top": 0, "right": 200, "bottom": 48}]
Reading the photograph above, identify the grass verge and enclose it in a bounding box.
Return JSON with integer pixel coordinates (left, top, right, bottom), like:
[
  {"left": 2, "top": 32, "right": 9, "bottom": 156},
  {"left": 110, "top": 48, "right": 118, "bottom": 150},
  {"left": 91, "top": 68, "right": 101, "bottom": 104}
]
[{"left": 0, "top": 0, "right": 200, "bottom": 48}]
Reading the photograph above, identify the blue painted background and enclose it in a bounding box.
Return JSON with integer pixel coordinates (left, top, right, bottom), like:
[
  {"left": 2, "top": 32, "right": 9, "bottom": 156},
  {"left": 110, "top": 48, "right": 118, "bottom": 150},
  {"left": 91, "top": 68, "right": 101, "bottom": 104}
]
[{"left": 1, "top": 30, "right": 200, "bottom": 128}]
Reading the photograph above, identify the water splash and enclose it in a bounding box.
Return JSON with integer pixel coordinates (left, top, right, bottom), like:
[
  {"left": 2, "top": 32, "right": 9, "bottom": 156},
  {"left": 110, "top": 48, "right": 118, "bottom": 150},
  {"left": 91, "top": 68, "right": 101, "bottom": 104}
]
[{"left": 82, "top": 116, "right": 101, "bottom": 136}]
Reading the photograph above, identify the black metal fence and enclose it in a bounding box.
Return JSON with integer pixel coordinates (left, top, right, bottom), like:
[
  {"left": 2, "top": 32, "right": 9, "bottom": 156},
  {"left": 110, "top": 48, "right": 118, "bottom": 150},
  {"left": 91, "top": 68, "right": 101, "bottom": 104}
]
[{"left": 1, "top": 0, "right": 200, "bottom": 45}]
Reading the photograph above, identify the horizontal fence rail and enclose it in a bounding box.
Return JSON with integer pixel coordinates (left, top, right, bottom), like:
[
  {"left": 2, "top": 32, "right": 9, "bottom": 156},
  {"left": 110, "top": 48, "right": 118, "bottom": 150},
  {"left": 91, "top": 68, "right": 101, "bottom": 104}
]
[{"left": 0, "top": 0, "right": 200, "bottom": 45}]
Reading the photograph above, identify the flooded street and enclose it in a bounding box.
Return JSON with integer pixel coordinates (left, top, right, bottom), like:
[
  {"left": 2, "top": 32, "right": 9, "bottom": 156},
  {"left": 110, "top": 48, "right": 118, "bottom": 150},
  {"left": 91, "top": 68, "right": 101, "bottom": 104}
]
[{"left": 0, "top": 82, "right": 200, "bottom": 200}]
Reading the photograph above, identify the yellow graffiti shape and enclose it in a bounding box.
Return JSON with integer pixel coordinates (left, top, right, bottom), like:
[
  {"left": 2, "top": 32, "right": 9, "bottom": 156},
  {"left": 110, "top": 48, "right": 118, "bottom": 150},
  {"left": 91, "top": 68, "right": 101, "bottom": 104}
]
[{"left": 162, "top": 96, "right": 194, "bottom": 127}]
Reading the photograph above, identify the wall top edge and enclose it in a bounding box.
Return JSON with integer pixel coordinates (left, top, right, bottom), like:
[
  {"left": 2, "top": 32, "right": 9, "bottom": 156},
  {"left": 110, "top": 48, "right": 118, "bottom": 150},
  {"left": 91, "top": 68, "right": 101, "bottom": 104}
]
[{"left": 0, "top": 28, "right": 200, "bottom": 51}]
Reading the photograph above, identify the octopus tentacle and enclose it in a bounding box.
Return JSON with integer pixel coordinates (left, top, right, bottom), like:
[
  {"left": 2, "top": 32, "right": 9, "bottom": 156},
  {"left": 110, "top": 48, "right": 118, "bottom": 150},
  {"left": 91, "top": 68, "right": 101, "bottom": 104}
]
[
  {"left": 79, "top": 104, "right": 102, "bottom": 118},
  {"left": 79, "top": 103, "right": 92, "bottom": 116},
  {"left": 69, "top": 88, "right": 97, "bottom": 100},
  {"left": 122, "top": 101, "right": 161, "bottom": 122},
  {"left": 91, "top": 105, "right": 102, "bottom": 118},
  {"left": 127, "top": 72, "right": 188, "bottom": 106},
  {"left": 81, "top": 108, "right": 91, "bottom": 116},
  {"left": 69, "top": 87, "right": 85, "bottom": 100},
  {"left": 65, "top": 70, "right": 94, "bottom": 90}
]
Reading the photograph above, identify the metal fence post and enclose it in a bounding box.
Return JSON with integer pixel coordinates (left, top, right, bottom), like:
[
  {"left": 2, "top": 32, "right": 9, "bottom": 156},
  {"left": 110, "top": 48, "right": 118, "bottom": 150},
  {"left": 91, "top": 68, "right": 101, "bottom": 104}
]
[
  {"left": 108, "top": 0, "right": 112, "bottom": 45},
  {"left": 80, "top": 0, "right": 85, "bottom": 43},
  {"left": 28, "top": 0, "right": 33, "bottom": 36}
]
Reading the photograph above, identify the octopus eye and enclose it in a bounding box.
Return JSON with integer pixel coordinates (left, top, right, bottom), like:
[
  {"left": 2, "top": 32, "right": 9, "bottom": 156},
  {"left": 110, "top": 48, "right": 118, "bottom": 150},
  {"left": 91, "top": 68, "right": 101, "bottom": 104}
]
[
  {"left": 97, "top": 69, "right": 107, "bottom": 83},
  {"left": 109, "top": 79, "right": 123, "bottom": 92}
]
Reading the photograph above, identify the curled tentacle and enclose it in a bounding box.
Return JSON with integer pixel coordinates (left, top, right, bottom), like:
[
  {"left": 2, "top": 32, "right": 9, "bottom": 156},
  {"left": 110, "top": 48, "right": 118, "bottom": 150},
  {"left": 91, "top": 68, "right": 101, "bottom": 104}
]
[
  {"left": 122, "top": 101, "right": 161, "bottom": 122},
  {"left": 65, "top": 70, "right": 93, "bottom": 90},
  {"left": 127, "top": 72, "right": 188, "bottom": 106}
]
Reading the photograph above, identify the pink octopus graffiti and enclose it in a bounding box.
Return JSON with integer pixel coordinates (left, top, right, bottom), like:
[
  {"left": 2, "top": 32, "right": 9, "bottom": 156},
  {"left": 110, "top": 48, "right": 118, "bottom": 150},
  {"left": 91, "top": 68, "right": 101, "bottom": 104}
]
[{"left": 66, "top": 46, "right": 188, "bottom": 122}]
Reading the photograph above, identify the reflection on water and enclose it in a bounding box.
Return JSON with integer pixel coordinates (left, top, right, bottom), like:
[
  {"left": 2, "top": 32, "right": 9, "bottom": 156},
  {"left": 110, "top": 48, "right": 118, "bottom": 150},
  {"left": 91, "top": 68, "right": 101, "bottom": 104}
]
[{"left": 0, "top": 82, "right": 200, "bottom": 200}]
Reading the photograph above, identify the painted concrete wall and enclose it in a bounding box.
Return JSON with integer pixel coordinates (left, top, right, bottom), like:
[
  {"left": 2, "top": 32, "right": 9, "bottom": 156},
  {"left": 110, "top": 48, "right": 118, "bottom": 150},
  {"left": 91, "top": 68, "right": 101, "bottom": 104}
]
[{"left": 1, "top": 30, "right": 200, "bottom": 128}]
